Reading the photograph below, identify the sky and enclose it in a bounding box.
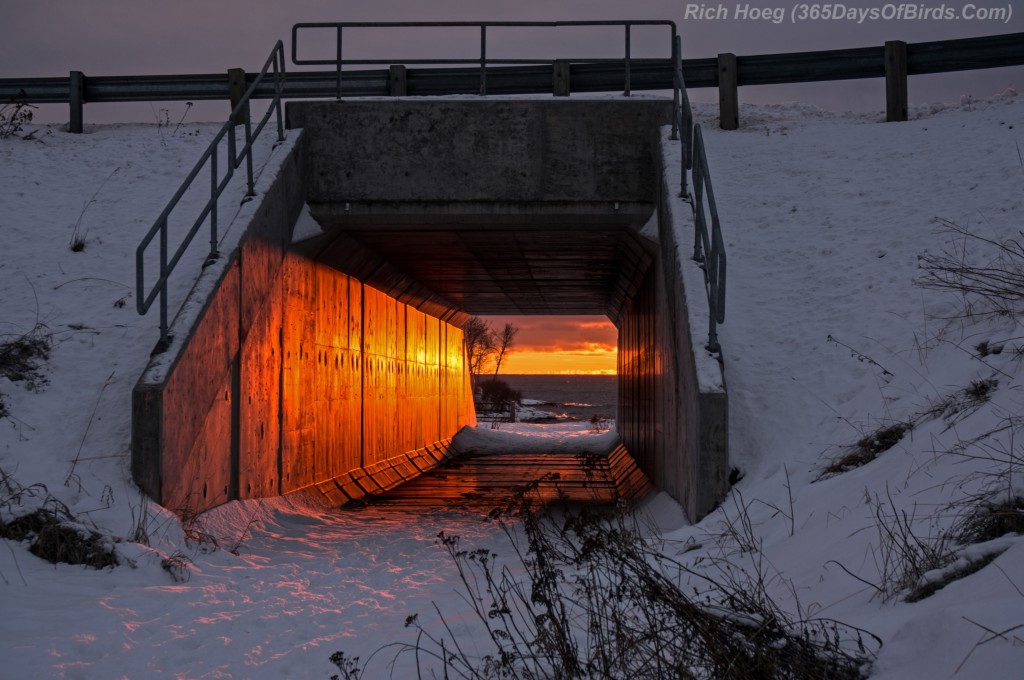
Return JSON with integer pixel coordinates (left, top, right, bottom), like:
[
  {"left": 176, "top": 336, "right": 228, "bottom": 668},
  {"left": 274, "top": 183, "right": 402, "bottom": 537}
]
[
  {"left": 3, "top": 0, "right": 1019, "bottom": 116},
  {"left": 3, "top": 0, "right": 1020, "bottom": 374},
  {"left": 482, "top": 315, "right": 619, "bottom": 374}
]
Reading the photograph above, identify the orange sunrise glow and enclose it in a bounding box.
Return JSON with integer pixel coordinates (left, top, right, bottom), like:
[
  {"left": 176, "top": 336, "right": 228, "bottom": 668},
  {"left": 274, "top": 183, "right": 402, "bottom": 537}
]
[{"left": 481, "top": 315, "right": 618, "bottom": 375}]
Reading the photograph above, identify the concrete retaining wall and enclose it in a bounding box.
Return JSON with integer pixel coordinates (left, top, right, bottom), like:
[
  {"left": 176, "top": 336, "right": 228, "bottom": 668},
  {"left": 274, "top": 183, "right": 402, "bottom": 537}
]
[{"left": 618, "top": 135, "right": 730, "bottom": 521}]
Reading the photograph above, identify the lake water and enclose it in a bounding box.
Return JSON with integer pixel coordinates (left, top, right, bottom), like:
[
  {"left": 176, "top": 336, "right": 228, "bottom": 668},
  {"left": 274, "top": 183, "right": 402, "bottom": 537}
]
[{"left": 497, "top": 374, "right": 617, "bottom": 422}]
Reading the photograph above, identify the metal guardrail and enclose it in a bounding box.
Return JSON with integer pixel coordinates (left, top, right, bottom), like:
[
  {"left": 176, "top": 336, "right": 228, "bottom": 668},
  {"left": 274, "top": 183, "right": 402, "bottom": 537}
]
[
  {"left": 290, "top": 20, "right": 679, "bottom": 98},
  {"left": 134, "top": 41, "right": 286, "bottom": 350},
  {"left": 3, "top": 33, "right": 1020, "bottom": 111},
  {"left": 671, "top": 35, "right": 726, "bottom": 354}
]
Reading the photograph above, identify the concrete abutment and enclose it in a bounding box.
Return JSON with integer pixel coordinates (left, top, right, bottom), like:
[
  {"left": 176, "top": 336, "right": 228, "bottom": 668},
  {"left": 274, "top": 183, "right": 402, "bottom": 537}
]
[{"left": 131, "top": 98, "right": 728, "bottom": 520}]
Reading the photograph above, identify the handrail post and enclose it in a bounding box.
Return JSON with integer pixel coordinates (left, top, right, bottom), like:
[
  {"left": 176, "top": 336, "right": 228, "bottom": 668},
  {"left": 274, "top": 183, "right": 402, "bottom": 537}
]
[
  {"left": 210, "top": 150, "right": 219, "bottom": 258},
  {"left": 241, "top": 115, "right": 253, "bottom": 196},
  {"left": 707, "top": 296, "right": 720, "bottom": 353},
  {"left": 670, "top": 39, "right": 680, "bottom": 141},
  {"left": 479, "top": 25, "right": 487, "bottom": 96},
  {"left": 275, "top": 48, "right": 285, "bottom": 141},
  {"left": 159, "top": 221, "right": 169, "bottom": 345}
]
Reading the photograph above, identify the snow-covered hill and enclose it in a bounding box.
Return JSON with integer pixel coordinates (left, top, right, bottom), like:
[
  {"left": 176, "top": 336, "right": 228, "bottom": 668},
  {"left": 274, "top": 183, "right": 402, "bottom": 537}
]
[{"left": 2, "top": 92, "right": 1023, "bottom": 678}]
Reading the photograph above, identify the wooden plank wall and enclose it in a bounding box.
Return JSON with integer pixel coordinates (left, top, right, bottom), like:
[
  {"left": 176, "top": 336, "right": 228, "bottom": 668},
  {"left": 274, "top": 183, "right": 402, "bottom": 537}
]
[
  {"left": 272, "top": 253, "right": 472, "bottom": 497},
  {"left": 617, "top": 268, "right": 657, "bottom": 477}
]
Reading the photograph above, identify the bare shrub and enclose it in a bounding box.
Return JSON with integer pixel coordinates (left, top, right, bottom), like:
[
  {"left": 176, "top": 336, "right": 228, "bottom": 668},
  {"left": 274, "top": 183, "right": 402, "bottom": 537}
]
[
  {"left": 588, "top": 414, "right": 611, "bottom": 433},
  {"left": 178, "top": 508, "right": 219, "bottom": 552},
  {"left": 820, "top": 422, "right": 910, "bottom": 478},
  {"left": 956, "top": 498, "right": 1024, "bottom": 544},
  {"left": 820, "top": 376, "right": 1003, "bottom": 480},
  {"left": 0, "top": 322, "right": 52, "bottom": 391},
  {"left": 869, "top": 488, "right": 957, "bottom": 602},
  {"left": 0, "top": 470, "right": 117, "bottom": 570},
  {"left": 905, "top": 550, "right": 1005, "bottom": 603},
  {"left": 0, "top": 90, "right": 35, "bottom": 139},
  {"left": 332, "top": 500, "right": 880, "bottom": 679},
  {"left": 161, "top": 551, "right": 192, "bottom": 583},
  {"left": 917, "top": 218, "right": 1024, "bottom": 319},
  {"left": 944, "top": 413, "right": 1023, "bottom": 523}
]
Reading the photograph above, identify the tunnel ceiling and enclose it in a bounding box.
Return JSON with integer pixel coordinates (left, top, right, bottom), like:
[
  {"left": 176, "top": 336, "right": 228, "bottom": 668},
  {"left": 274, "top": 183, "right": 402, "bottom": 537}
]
[{"left": 301, "top": 204, "right": 658, "bottom": 321}]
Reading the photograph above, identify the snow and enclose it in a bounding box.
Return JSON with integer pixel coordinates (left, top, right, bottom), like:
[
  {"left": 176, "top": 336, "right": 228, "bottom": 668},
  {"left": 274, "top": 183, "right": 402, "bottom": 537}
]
[
  {"left": 3, "top": 92, "right": 1024, "bottom": 678},
  {"left": 456, "top": 421, "right": 620, "bottom": 455}
]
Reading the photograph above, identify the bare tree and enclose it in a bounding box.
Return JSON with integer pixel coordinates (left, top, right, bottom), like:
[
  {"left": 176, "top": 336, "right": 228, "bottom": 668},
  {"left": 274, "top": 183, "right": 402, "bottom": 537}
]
[
  {"left": 492, "top": 322, "right": 519, "bottom": 378},
  {"left": 464, "top": 317, "right": 495, "bottom": 381}
]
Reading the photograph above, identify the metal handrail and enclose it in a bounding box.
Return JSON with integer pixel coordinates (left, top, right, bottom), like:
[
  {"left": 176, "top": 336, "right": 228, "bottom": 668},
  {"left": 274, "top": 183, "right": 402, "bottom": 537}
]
[
  {"left": 671, "top": 35, "right": 726, "bottom": 354},
  {"left": 291, "top": 20, "right": 678, "bottom": 97},
  {"left": 135, "top": 41, "right": 286, "bottom": 350},
  {"left": 690, "top": 125, "right": 727, "bottom": 354}
]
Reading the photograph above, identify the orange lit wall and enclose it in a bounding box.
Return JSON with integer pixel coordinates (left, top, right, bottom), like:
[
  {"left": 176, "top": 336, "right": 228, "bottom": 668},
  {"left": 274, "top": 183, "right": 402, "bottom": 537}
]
[
  {"left": 133, "top": 135, "right": 473, "bottom": 515},
  {"left": 267, "top": 252, "right": 474, "bottom": 498},
  {"left": 137, "top": 234, "right": 475, "bottom": 514}
]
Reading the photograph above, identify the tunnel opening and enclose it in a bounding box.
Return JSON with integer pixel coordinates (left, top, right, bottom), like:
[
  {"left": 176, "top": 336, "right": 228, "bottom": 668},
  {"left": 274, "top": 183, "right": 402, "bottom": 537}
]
[
  {"left": 471, "top": 314, "right": 617, "bottom": 426},
  {"left": 133, "top": 97, "right": 727, "bottom": 522}
]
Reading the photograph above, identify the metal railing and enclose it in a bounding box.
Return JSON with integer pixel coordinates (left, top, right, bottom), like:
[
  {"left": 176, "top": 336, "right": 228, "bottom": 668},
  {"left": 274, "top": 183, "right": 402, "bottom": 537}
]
[
  {"left": 672, "top": 35, "right": 726, "bottom": 354},
  {"left": 135, "top": 41, "right": 286, "bottom": 350},
  {"left": 290, "top": 20, "right": 679, "bottom": 97},
  {"left": 689, "top": 125, "right": 727, "bottom": 354},
  {"left": 4, "top": 33, "right": 1020, "bottom": 122}
]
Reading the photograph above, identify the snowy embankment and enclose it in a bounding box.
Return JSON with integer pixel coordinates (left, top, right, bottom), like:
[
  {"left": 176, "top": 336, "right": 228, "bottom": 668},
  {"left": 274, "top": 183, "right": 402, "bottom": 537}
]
[{"left": 1, "top": 93, "right": 1023, "bottom": 678}]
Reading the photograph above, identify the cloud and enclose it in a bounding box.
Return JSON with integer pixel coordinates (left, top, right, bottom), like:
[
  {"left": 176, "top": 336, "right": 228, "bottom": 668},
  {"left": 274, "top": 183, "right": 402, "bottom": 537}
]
[
  {"left": 480, "top": 315, "right": 618, "bottom": 373},
  {"left": 483, "top": 315, "right": 617, "bottom": 353}
]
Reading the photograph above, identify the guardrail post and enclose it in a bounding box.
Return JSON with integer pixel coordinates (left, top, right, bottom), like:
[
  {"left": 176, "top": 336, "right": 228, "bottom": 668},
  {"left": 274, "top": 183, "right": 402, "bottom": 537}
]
[
  {"left": 623, "top": 24, "right": 632, "bottom": 96},
  {"left": 479, "top": 25, "right": 487, "bottom": 95},
  {"left": 553, "top": 60, "right": 571, "bottom": 97},
  {"left": 389, "top": 65, "right": 408, "bottom": 96},
  {"left": 69, "top": 71, "right": 85, "bottom": 133},
  {"left": 228, "top": 68, "right": 247, "bottom": 126},
  {"left": 885, "top": 40, "right": 909, "bottom": 122},
  {"left": 717, "top": 53, "right": 739, "bottom": 130}
]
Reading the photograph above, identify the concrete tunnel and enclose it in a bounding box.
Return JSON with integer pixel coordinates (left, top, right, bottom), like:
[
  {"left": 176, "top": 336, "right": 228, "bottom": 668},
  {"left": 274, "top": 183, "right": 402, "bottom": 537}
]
[{"left": 131, "top": 98, "right": 728, "bottom": 522}]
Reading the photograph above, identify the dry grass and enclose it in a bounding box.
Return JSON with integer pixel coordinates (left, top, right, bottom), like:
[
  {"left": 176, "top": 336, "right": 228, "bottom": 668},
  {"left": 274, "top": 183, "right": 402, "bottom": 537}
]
[
  {"left": 0, "top": 322, "right": 52, "bottom": 391},
  {"left": 0, "top": 507, "right": 117, "bottom": 569},
  {"left": 333, "top": 495, "right": 880, "bottom": 679},
  {"left": 821, "top": 422, "right": 910, "bottom": 477},
  {"left": 1, "top": 467, "right": 118, "bottom": 570},
  {"left": 905, "top": 551, "right": 1004, "bottom": 603},
  {"left": 916, "top": 218, "right": 1024, "bottom": 319},
  {"left": 955, "top": 498, "right": 1024, "bottom": 544}
]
